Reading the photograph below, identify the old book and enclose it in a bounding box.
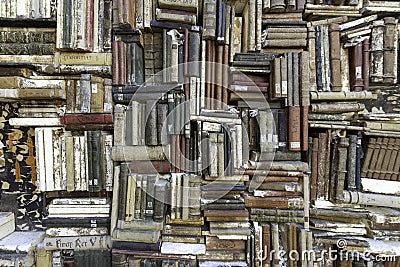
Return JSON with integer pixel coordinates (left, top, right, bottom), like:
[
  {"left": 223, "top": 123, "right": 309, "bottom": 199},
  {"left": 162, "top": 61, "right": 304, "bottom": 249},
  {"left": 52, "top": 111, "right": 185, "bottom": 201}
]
[
  {"left": 329, "top": 23, "right": 341, "bottom": 92},
  {"left": 271, "top": 57, "right": 282, "bottom": 99},
  {"left": 349, "top": 41, "right": 364, "bottom": 91},
  {"left": 43, "top": 217, "right": 110, "bottom": 228},
  {"left": 370, "top": 20, "right": 384, "bottom": 83},
  {"left": 288, "top": 106, "right": 301, "bottom": 151},
  {"left": 0, "top": 212, "right": 15, "bottom": 240},
  {"left": 46, "top": 227, "right": 108, "bottom": 237},
  {"left": 383, "top": 17, "right": 398, "bottom": 84},
  {"left": 343, "top": 191, "right": 400, "bottom": 209},
  {"left": 112, "top": 145, "right": 168, "bottom": 161},
  {"left": 245, "top": 196, "right": 304, "bottom": 209},
  {"left": 155, "top": 8, "right": 197, "bottom": 25},
  {"left": 43, "top": 235, "right": 112, "bottom": 250},
  {"left": 112, "top": 228, "right": 160, "bottom": 243},
  {"left": 333, "top": 137, "right": 349, "bottom": 201}
]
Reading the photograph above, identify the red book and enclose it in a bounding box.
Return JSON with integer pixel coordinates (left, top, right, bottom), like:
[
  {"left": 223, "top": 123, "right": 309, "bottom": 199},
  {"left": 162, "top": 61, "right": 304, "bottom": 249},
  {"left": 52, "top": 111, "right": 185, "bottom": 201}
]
[{"left": 60, "top": 113, "right": 113, "bottom": 125}]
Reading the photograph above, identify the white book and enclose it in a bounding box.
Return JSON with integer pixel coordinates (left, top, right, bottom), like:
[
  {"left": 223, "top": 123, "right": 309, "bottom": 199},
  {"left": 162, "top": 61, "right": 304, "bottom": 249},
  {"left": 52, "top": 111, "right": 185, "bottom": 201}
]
[
  {"left": 110, "top": 165, "right": 120, "bottom": 233},
  {"left": 0, "top": 212, "right": 15, "bottom": 240},
  {"left": 236, "top": 124, "right": 243, "bottom": 168},
  {"left": 43, "top": 128, "right": 55, "bottom": 191},
  {"left": 92, "top": 0, "right": 100, "bottom": 52},
  {"left": 15, "top": 0, "right": 29, "bottom": 18},
  {"left": 46, "top": 227, "right": 108, "bottom": 237},
  {"left": 73, "top": 136, "right": 82, "bottom": 190},
  {"left": 43, "top": 235, "right": 111, "bottom": 250},
  {"left": 176, "top": 174, "right": 182, "bottom": 219},
  {"left": 361, "top": 178, "right": 400, "bottom": 196},
  {"left": 170, "top": 174, "right": 177, "bottom": 220},
  {"left": 53, "top": 128, "right": 62, "bottom": 191},
  {"left": 9, "top": 118, "right": 61, "bottom": 126},
  {"left": 200, "top": 41, "right": 206, "bottom": 110},
  {"left": 190, "top": 76, "right": 197, "bottom": 116},
  {"left": 209, "top": 133, "right": 218, "bottom": 177},
  {"left": 60, "top": 133, "right": 68, "bottom": 190},
  {"left": 35, "top": 128, "right": 46, "bottom": 192},
  {"left": 51, "top": 198, "right": 108, "bottom": 205},
  {"left": 0, "top": 231, "right": 45, "bottom": 253},
  {"left": 9, "top": 0, "right": 16, "bottom": 18},
  {"left": 161, "top": 242, "right": 206, "bottom": 255},
  {"left": 103, "top": 133, "right": 113, "bottom": 191},
  {"left": 190, "top": 115, "right": 241, "bottom": 125},
  {"left": 74, "top": 0, "right": 86, "bottom": 50},
  {"left": 43, "top": 0, "right": 52, "bottom": 18},
  {"left": 79, "top": 135, "right": 88, "bottom": 191}
]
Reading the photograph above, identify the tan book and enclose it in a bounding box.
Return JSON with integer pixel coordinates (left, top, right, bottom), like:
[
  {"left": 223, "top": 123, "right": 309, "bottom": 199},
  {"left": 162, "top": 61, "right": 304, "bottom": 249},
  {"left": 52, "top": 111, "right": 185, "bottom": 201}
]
[
  {"left": 111, "top": 145, "right": 169, "bottom": 161},
  {"left": 155, "top": 8, "right": 197, "bottom": 25},
  {"left": 206, "top": 236, "right": 246, "bottom": 251},
  {"left": 54, "top": 52, "right": 112, "bottom": 66},
  {"left": 158, "top": 0, "right": 198, "bottom": 12}
]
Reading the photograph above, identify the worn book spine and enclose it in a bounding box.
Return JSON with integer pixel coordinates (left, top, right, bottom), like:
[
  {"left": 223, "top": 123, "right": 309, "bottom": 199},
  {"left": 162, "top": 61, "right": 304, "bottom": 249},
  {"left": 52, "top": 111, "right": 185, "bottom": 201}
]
[
  {"left": 203, "top": 0, "right": 217, "bottom": 39},
  {"left": 60, "top": 113, "right": 113, "bottom": 125},
  {"left": 288, "top": 106, "right": 301, "bottom": 151},
  {"left": 384, "top": 17, "right": 398, "bottom": 84},
  {"left": 370, "top": 20, "right": 384, "bottom": 83},
  {"left": 329, "top": 23, "right": 341, "bottom": 92},
  {"left": 349, "top": 41, "right": 364, "bottom": 91},
  {"left": 335, "top": 137, "right": 349, "bottom": 201},
  {"left": 316, "top": 132, "right": 327, "bottom": 200}
]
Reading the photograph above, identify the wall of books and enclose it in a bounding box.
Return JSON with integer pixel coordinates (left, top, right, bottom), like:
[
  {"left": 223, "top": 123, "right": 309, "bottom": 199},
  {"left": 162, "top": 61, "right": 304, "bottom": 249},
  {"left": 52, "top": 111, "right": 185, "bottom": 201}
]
[{"left": 0, "top": 0, "right": 400, "bottom": 266}]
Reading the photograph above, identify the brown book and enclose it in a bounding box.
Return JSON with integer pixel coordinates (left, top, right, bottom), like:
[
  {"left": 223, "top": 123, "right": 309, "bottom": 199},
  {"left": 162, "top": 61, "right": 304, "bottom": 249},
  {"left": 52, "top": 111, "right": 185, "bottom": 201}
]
[
  {"left": 261, "top": 223, "right": 271, "bottom": 267},
  {"left": 361, "top": 137, "right": 375, "bottom": 178},
  {"left": 206, "top": 236, "right": 246, "bottom": 251},
  {"left": 390, "top": 138, "right": 400, "bottom": 181},
  {"left": 380, "top": 137, "right": 395, "bottom": 180},
  {"left": 372, "top": 137, "right": 387, "bottom": 179},
  {"left": 300, "top": 106, "right": 309, "bottom": 151},
  {"left": 311, "top": 137, "right": 319, "bottom": 201},
  {"left": 253, "top": 176, "right": 299, "bottom": 183},
  {"left": 204, "top": 209, "right": 249, "bottom": 218},
  {"left": 334, "top": 137, "right": 349, "bottom": 201},
  {"left": 362, "top": 38, "right": 370, "bottom": 90},
  {"left": 244, "top": 196, "right": 304, "bottom": 209},
  {"left": 288, "top": 106, "right": 301, "bottom": 151},
  {"left": 349, "top": 41, "right": 364, "bottom": 91},
  {"left": 112, "top": 41, "right": 120, "bottom": 85},
  {"left": 60, "top": 113, "right": 113, "bottom": 125},
  {"left": 216, "top": 45, "right": 223, "bottom": 109},
  {"left": 328, "top": 23, "right": 341, "bottom": 92}
]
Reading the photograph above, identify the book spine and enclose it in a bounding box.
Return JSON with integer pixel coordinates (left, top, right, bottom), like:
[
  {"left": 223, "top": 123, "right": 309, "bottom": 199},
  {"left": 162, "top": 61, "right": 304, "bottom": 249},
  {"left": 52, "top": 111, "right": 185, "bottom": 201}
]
[
  {"left": 362, "top": 38, "right": 370, "bottom": 90},
  {"left": 383, "top": 17, "right": 398, "bottom": 84},
  {"left": 203, "top": 0, "right": 217, "bottom": 39},
  {"left": 288, "top": 106, "right": 301, "bottom": 151},
  {"left": 347, "top": 134, "right": 357, "bottom": 191},
  {"left": 370, "top": 20, "right": 384, "bottom": 83},
  {"left": 329, "top": 24, "right": 341, "bottom": 92}
]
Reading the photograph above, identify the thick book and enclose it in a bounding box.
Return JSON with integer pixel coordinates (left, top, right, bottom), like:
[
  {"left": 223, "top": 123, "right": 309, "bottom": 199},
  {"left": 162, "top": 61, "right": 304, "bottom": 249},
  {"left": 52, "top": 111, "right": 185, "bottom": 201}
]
[
  {"left": 43, "top": 235, "right": 112, "bottom": 250},
  {"left": 244, "top": 196, "right": 304, "bottom": 209},
  {"left": 60, "top": 113, "right": 113, "bottom": 125}
]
